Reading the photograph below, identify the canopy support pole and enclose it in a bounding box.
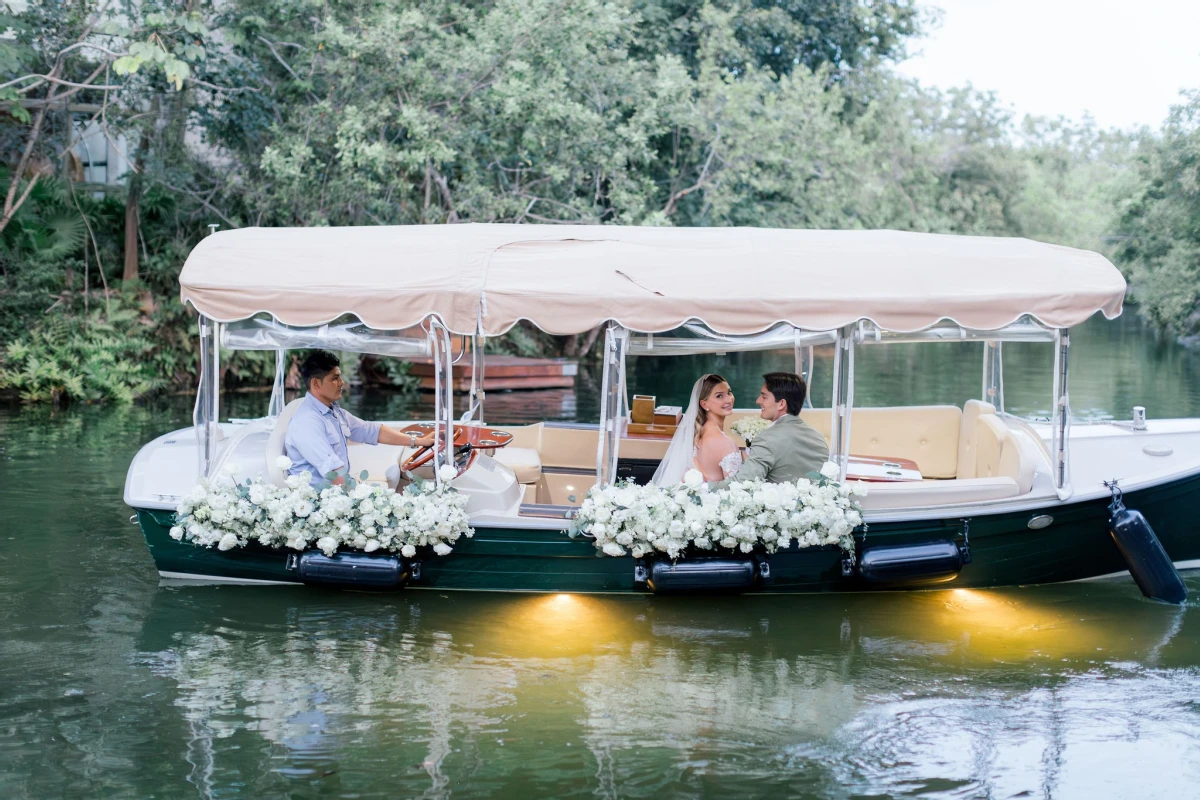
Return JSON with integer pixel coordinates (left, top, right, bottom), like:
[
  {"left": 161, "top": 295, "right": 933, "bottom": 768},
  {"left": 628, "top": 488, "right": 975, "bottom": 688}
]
[
  {"left": 427, "top": 319, "right": 455, "bottom": 485},
  {"left": 829, "top": 325, "right": 855, "bottom": 482},
  {"left": 463, "top": 332, "right": 485, "bottom": 424},
  {"left": 268, "top": 349, "right": 287, "bottom": 418},
  {"left": 596, "top": 324, "right": 629, "bottom": 487},
  {"left": 982, "top": 341, "right": 1004, "bottom": 412},
  {"left": 794, "top": 330, "right": 815, "bottom": 409},
  {"left": 1051, "top": 329, "right": 1072, "bottom": 499},
  {"left": 194, "top": 315, "right": 221, "bottom": 478}
]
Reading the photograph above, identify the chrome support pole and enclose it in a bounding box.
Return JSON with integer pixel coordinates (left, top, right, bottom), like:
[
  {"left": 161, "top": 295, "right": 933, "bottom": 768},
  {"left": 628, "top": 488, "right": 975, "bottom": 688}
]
[
  {"left": 194, "top": 315, "right": 221, "bottom": 478},
  {"left": 268, "top": 349, "right": 287, "bottom": 417},
  {"left": 426, "top": 320, "right": 455, "bottom": 485},
  {"left": 1051, "top": 329, "right": 1072, "bottom": 497},
  {"left": 794, "top": 331, "right": 815, "bottom": 409},
  {"left": 829, "top": 326, "right": 855, "bottom": 481},
  {"left": 982, "top": 340, "right": 1004, "bottom": 412},
  {"left": 596, "top": 325, "right": 629, "bottom": 487}
]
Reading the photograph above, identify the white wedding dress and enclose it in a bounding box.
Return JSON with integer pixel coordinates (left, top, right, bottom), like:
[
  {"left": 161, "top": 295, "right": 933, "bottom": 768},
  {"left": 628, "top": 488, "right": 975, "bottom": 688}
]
[{"left": 652, "top": 376, "right": 742, "bottom": 486}]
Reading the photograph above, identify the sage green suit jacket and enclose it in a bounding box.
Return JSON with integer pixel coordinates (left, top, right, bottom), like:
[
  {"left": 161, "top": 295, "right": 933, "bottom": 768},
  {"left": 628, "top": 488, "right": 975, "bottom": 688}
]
[{"left": 715, "top": 414, "right": 829, "bottom": 487}]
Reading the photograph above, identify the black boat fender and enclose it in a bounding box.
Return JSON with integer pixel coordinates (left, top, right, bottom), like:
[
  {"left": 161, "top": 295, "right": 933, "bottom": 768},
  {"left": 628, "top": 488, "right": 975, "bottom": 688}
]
[
  {"left": 1105, "top": 481, "right": 1187, "bottom": 605},
  {"left": 286, "top": 551, "right": 419, "bottom": 590},
  {"left": 854, "top": 520, "right": 972, "bottom": 587},
  {"left": 634, "top": 555, "right": 770, "bottom": 594}
]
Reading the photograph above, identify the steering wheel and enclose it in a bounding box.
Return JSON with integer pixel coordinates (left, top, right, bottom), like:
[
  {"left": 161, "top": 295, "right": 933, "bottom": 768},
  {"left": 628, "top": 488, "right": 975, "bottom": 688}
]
[{"left": 399, "top": 423, "right": 515, "bottom": 478}]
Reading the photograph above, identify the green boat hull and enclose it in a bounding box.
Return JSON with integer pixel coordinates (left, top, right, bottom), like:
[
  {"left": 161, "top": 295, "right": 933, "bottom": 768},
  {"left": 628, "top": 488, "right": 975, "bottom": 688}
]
[{"left": 134, "top": 471, "right": 1200, "bottom": 593}]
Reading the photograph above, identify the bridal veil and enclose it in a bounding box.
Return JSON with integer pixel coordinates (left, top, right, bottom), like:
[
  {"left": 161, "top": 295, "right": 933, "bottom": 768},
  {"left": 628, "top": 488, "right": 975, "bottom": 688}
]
[{"left": 650, "top": 376, "right": 705, "bottom": 487}]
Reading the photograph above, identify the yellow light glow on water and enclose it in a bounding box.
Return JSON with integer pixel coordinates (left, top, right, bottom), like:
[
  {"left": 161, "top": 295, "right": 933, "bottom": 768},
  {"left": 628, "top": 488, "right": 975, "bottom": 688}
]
[
  {"left": 464, "top": 592, "right": 632, "bottom": 657},
  {"left": 923, "top": 587, "right": 1125, "bottom": 662}
]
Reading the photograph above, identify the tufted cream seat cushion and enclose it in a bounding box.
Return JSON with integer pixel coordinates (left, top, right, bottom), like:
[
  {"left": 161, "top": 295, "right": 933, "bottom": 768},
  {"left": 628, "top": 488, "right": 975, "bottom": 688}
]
[
  {"left": 491, "top": 447, "right": 543, "bottom": 484},
  {"left": 974, "top": 415, "right": 1009, "bottom": 479},
  {"left": 998, "top": 429, "right": 1039, "bottom": 494},
  {"left": 265, "top": 398, "right": 305, "bottom": 486},
  {"left": 794, "top": 406, "right": 962, "bottom": 479},
  {"left": 956, "top": 400, "right": 997, "bottom": 479}
]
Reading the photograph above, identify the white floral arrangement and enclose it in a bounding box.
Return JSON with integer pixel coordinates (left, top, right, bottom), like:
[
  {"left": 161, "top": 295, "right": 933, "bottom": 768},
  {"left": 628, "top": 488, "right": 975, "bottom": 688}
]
[
  {"left": 574, "top": 462, "right": 865, "bottom": 560},
  {"left": 170, "top": 457, "right": 472, "bottom": 558},
  {"left": 730, "top": 416, "right": 771, "bottom": 443}
]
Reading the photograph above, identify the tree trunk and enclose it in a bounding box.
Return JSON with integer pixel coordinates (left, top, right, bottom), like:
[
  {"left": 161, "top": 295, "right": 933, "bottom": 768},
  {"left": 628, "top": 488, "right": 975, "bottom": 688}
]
[{"left": 122, "top": 131, "right": 149, "bottom": 282}]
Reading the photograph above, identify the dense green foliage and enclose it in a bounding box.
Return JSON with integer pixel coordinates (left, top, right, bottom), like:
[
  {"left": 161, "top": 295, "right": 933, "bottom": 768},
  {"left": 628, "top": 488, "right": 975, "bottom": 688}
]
[
  {"left": 0, "top": 0, "right": 1190, "bottom": 404},
  {"left": 1113, "top": 93, "right": 1200, "bottom": 341}
]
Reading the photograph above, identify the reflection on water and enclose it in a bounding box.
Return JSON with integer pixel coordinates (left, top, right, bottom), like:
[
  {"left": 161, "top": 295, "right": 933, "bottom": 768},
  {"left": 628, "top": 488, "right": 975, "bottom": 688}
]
[
  {"left": 60, "top": 582, "right": 1200, "bottom": 798},
  {"left": 2, "top": 311, "right": 1200, "bottom": 797}
]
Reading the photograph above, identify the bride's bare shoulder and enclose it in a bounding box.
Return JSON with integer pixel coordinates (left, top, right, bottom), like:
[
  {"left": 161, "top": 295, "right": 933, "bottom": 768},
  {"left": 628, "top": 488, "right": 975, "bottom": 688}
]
[{"left": 696, "top": 427, "right": 738, "bottom": 454}]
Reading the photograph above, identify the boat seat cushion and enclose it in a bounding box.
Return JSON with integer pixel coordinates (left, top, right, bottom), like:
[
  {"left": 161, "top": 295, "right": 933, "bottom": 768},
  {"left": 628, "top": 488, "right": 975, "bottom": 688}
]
[
  {"left": 859, "top": 476, "right": 1020, "bottom": 510},
  {"left": 956, "top": 400, "right": 997, "bottom": 479},
  {"left": 793, "top": 406, "right": 962, "bottom": 479},
  {"left": 998, "top": 429, "right": 1039, "bottom": 495},
  {"left": 491, "top": 447, "right": 543, "bottom": 484},
  {"left": 974, "top": 414, "right": 1009, "bottom": 480},
  {"left": 266, "top": 398, "right": 306, "bottom": 486}
]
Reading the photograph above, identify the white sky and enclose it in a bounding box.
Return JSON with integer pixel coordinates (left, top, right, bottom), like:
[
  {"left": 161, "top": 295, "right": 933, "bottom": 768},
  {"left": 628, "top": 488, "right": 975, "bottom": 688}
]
[{"left": 895, "top": 0, "right": 1200, "bottom": 130}]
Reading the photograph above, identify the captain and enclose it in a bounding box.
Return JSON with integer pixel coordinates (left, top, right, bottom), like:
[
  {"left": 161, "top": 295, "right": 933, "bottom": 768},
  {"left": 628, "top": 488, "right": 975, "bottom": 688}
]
[{"left": 285, "top": 350, "right": 434, "bottom": 485}]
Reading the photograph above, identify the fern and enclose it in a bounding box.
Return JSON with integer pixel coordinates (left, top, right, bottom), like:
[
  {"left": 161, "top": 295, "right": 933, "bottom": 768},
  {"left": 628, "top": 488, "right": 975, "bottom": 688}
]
[{"left": 0, "top": 299, "right": 168, "bottom": 404}]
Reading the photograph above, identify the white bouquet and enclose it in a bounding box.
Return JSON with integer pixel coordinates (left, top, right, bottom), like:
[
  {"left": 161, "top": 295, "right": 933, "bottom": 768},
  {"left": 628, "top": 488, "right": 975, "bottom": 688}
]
[
  {"left": 171, "top": 460, "right": 472, "bottom": 558},
  {"left": 574, "top": 463, "right": 865, "bottom": 559},
  {"left": 730, "top": 416, "right": 771, "bottom": 443}
]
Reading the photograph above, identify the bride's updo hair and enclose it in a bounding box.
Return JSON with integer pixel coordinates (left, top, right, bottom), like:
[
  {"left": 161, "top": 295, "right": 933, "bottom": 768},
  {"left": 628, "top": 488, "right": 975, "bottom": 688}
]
[{"left": 694, "top": 373, "right": 730, "bottom": 442}]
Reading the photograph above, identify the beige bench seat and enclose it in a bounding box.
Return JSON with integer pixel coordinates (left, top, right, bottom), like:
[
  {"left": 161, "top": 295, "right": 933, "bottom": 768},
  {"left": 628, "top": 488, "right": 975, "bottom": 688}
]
[{"left": 490, "top": 447, "right": 543, "bottom": 484}]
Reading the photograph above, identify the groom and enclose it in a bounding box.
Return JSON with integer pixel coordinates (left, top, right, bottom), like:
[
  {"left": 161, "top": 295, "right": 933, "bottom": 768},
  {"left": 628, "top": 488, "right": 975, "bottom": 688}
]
[{"left": 714, "top": 372, "right": 829, "bottom": 487}]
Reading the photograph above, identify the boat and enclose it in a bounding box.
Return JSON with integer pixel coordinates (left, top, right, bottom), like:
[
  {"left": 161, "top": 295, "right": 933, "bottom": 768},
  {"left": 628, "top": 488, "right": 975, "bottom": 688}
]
[{"left": 124, "top": 225, "right": 1200, "bottom": 594}]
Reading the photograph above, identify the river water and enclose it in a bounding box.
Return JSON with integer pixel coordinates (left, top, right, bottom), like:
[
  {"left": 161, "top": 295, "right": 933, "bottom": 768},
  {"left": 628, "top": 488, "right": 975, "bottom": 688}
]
[{"left": 2, "top": 312, "right": 1200, "bottom": 798}]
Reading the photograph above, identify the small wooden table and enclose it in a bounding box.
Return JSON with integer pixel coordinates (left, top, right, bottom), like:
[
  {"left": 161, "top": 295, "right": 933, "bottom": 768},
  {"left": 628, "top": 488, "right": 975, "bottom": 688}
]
[{"left": 846, "top": 455, "right": 922, "bottom": 482}]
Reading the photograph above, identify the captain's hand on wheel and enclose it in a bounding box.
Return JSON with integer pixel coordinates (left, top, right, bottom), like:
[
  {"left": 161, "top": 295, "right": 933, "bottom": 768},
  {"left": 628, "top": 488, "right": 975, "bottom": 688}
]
[{"left": 378, "top": 426, "right": 436, "bottom": 448}]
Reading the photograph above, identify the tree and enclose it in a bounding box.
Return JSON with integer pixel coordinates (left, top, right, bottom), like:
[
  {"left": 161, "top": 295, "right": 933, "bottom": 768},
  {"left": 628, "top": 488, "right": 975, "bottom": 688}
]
[
  {"left": 1114, "top": 93, "right": 1200, "bottom": 338},
  {"left": 0, "top": 1, "right": 232, "bottom": 279}
]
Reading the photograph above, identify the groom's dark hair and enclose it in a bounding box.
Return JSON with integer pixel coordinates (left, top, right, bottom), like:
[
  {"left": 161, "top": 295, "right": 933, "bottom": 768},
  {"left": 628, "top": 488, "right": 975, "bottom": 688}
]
[{"left": 762, "top": 372, "right": 806, "bottom": 415}]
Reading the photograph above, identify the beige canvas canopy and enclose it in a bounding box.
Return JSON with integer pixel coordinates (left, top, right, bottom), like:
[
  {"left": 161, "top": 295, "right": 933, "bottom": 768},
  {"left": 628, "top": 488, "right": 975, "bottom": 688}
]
[{"left": 178, "top": 224, "right": 1126, "bottom": 336}]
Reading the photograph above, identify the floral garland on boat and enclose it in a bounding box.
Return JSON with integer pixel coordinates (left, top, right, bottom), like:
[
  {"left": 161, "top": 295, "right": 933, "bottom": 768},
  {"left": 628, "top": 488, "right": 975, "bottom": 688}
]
[
  {"left": 574, "top": 463, "right": 865, "bottom": 559},
  {"left": 171, "top": 458, "right": 472, "bottom": 558}
]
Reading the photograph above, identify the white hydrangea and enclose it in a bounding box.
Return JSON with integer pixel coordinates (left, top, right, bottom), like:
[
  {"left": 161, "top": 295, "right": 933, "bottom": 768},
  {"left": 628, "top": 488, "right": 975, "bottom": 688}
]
[
  {"left": 575, "top": 466, "right": 866, "bottom": 560},
  {"left": 173, "top": 468, "right": 473, "bottom": 561}
]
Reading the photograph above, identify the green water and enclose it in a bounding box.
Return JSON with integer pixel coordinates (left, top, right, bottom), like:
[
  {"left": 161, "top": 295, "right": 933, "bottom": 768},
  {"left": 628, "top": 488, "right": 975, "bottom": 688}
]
[{"left": 2, "top": 312, "right": 1200, "bottom": 799}]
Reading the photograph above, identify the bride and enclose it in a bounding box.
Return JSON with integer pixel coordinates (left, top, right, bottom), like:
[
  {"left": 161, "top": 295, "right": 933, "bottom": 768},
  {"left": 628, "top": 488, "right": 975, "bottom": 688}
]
[{"left": 651, "top": 374, "right": 743, "bottom": 486}]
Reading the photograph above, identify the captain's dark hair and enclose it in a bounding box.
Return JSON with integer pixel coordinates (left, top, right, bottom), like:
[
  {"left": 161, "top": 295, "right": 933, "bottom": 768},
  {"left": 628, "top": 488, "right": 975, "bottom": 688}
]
[
  {"left": 762, "top": 372, "right": 806, "bottom": 416},
  {"left": 300, "top": 350, "right": 341, "bottom": 390}
]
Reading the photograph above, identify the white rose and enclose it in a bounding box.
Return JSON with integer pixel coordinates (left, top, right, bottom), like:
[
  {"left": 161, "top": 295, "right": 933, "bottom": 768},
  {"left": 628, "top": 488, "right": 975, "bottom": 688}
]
[
  {"left": 602, "top": 542, "right": 626, "bottom": 557},
  {"left": 364, "top": 539, "right": 380, "bottom": 553},
  {"left": 820, "top": 462, "right": 840, "bottom": 480},
  {"left": 221, "top": 462, "right": 241, "bottom": 477},
  {"left": 316, "top": 536, "right": 339, "bottom": 556},
  {"left": 401, "top": 544, "right": 417, "bottom": 558},
  {"left": 433, "top": 543, "right": 452, "bottom": 556},
  {"left": 169, "top": 526, "right": 183, "bottom": 541},
  {"left": 275, "top": 455, "right": 293, "bottom": 471},
  {"left": 851, "top": 481, "right": 868, "bottom": 497},
  {"left": 437, "top": 464, "right": 458, "bottom": 482},
  {"left": 217, "top": 533, "right": 239, "bottom": 551},
  {"left": 682, "top": 469, "right": 704, "bottom": 490}
]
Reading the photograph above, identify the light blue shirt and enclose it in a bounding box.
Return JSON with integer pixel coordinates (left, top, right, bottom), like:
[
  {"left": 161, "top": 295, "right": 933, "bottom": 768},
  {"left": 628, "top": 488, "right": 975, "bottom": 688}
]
[{"left": 285, "top": 393, "right": 381, "bottom": 483}]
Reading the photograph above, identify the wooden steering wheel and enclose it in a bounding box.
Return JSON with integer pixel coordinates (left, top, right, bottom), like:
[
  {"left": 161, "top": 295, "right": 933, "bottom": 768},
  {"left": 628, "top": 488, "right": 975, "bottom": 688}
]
[{"left": 399, "top": 423, "right": 515, "bottom": 478}]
